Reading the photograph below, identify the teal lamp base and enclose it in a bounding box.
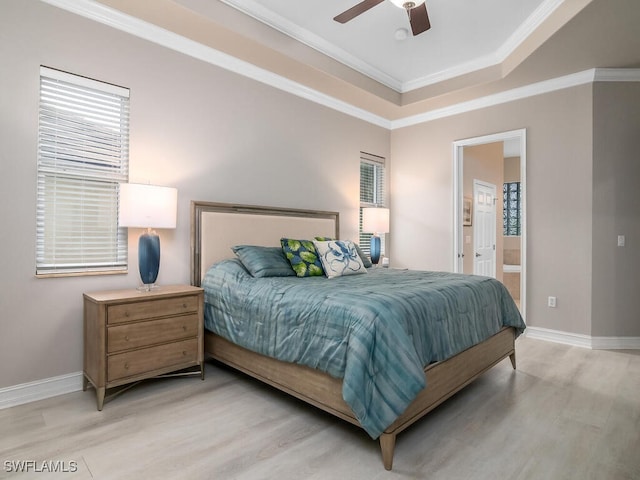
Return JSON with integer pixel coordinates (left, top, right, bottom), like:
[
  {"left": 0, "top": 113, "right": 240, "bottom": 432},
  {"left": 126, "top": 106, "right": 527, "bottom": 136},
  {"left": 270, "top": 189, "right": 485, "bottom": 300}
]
[
  {"left": 370, "top": 235, "right": 381, "bottom": 265},
  {"left": 138, "top": 230, "right": 160, "bottom": 290}
]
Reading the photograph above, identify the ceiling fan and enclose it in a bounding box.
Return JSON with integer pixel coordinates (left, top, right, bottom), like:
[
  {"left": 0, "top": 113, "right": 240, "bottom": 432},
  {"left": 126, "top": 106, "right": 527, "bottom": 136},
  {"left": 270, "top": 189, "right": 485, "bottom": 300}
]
[{"left": 334, "top": 0, "right": 431, "bottom": 36}]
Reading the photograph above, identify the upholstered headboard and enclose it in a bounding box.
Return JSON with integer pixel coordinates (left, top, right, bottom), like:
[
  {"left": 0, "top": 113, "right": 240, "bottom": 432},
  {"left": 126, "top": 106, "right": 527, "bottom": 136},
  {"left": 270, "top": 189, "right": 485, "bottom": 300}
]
[{"left": 190, "top": 201, "right": 339, "bottom": 286}]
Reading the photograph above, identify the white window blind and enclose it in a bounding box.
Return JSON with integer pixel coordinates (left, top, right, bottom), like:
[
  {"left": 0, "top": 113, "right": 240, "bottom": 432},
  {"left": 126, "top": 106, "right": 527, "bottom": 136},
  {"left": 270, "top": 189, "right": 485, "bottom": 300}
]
[
  {"left": 36, "top": 66, "right": 130, "bottom": 276},
  {"left": 359, "top": 152, "right": 386, "bottom": 255}
]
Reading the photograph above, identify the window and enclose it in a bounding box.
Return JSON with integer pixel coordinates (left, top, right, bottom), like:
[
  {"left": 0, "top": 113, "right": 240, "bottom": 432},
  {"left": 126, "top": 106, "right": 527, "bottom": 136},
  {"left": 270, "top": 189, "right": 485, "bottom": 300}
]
[
  {"left": 359, "top": 152, "right": 386, "bottom": 254},
  {"left": 503, "top": 181, "right": 521, "bottom": 236},
  {"left": 36, "top": 66, "right": 130, "bottom": 276}
]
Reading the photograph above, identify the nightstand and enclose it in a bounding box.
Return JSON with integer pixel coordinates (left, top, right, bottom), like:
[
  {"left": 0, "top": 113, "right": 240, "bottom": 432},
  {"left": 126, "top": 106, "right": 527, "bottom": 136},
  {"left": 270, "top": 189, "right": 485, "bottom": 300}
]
[{"left": 83, "top": 285, "right": 204, "bottom": 410}]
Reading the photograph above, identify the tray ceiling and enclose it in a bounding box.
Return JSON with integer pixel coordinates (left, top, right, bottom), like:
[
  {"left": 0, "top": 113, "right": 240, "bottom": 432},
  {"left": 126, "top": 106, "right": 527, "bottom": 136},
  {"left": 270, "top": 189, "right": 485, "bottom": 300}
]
[{"left": 178, "top": 0, "right": 551, "bottom": 93}]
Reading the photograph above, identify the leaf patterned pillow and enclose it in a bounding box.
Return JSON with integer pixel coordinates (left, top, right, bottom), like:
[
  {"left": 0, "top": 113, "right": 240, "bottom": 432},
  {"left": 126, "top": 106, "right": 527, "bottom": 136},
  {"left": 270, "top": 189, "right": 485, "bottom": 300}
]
[
  {"left": 280, "top": 238, "right": 325, "bottom": 277},
  {"left": 313, "top": 240, "right": 367, "bottom": 278}
]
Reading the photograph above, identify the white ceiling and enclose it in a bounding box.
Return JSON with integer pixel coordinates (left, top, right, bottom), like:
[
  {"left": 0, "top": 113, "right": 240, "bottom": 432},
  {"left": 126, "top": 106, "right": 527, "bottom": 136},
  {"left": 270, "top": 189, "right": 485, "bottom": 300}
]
[{"left": 177, "top": 0, "right": 551, "bottom": 93}]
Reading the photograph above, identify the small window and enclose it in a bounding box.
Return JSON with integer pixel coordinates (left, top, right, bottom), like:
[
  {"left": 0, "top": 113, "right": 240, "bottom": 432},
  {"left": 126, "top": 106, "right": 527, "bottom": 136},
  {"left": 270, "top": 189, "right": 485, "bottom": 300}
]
[
  {"left": 36, "top": 67, "right": 130, "bottom": 276},
  {"left": 503, "top": 181, "right": 521, "bottom": 236},
  {"left": 359, "top": 152, "right": 386, "bottom": 254}
]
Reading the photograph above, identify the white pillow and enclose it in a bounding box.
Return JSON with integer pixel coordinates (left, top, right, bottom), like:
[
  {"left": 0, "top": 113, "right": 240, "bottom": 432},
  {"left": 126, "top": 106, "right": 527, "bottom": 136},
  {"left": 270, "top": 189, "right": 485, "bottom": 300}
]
[{"left": 313, "top": 240, "right": 367, "bottom": 278}]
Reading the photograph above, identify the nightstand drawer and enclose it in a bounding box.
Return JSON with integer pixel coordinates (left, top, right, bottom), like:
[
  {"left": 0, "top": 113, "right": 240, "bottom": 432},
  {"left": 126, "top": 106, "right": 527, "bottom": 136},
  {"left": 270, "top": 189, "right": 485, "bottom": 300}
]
[
  {"left": 107, "top": 295, "right": 199, "bottom": 324},
  {"left": 108, "top": 338, "right": 198, "bottom": 381},
  {"left": 107, "top": 314, "right": 199, "bottom": 353}
]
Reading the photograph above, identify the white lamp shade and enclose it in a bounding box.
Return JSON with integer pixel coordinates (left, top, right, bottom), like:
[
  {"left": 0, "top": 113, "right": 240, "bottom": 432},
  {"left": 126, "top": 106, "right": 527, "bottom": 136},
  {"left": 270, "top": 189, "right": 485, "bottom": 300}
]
[
  {"left": 362, "top": 207, "right": 390, "bottom": 234},
  {"left": 118, "top": 183, "right": 177, "bottom": 229}
]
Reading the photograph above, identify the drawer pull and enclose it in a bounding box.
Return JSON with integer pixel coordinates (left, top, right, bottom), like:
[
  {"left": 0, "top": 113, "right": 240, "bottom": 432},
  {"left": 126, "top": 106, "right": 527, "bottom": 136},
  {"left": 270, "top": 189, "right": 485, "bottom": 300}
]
[
  {"left": 182, "top": 303, "right": 187, "bottom": 309},
  {"left": 125, "top": 335, "right": 129, "bottom": 342},
  {"left": 182, "top": 325, "right": 187, "bottom": 331},
  {"left": 124, "top": 362, "right": 130, "bottom": 370},
  {"left": 182, "top": 351, "right": 187, "bottom": 356},
  {"left": 124, "top": 311, "right": 130, "bottom": 317}
]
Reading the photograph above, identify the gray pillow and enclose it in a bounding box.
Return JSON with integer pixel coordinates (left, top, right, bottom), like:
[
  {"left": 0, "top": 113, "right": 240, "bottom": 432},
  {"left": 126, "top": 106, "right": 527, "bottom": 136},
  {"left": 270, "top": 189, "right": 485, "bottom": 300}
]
[
  {"left": 354, "top": 243, "right": 373, "bottom": 268},
  {"left": 231, "top": 245, "right": 295, "bottom": 277}
]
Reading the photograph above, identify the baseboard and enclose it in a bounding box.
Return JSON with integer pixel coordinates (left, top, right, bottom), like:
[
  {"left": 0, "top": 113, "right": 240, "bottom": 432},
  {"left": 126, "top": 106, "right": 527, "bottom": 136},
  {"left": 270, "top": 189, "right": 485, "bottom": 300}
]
[
  {"left": 525, "top": 326, "right": 640, "bottom": 350},
  {"left": 0, "top": 372, "right": 83, "bottom": 410},
  {"left": 590, "top": 335, "right": 640, "bottom": 350},
  {"left": 3, "top": 328, "right": 639, "bottom": 410}
]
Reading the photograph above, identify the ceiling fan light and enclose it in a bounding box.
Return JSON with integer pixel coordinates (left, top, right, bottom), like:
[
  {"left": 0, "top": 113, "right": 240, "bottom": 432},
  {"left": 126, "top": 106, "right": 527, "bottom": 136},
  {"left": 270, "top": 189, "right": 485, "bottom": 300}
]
[{"left": 388, "top": 0, "right": 425, "bottom": 9}]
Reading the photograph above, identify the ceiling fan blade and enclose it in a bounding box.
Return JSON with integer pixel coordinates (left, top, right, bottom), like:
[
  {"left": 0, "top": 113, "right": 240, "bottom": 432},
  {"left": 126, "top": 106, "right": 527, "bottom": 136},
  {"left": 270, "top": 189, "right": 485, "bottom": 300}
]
[
  {"left": 409, "top": 3, "right": 431, "bottom": 35},
  {"left": 333, "top": 0, "right": 385, "bottom": 24}
]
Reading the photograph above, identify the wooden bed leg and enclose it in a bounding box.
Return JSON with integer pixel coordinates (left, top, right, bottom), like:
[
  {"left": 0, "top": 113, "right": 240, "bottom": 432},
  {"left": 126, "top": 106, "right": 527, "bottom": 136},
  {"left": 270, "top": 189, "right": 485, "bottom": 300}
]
[
  {"left": 509, "top": 351, "right": 517, "bottom": 370},
  {"left": 379, "top": 433, "right": 396, "bottom": 471}
]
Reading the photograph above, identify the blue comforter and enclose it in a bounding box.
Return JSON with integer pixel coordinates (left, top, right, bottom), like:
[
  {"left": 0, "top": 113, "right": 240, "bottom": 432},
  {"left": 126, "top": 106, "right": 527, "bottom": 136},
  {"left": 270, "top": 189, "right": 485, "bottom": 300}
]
[{"left": 202, "top": 259, "right": 525, "bottom": 438}]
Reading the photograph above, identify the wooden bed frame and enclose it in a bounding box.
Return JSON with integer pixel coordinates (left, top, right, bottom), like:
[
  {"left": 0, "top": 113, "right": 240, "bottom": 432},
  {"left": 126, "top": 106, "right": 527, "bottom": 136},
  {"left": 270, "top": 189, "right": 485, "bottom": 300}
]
[{"left": 191, "top": 201, "right": 517, "bottom": 470}]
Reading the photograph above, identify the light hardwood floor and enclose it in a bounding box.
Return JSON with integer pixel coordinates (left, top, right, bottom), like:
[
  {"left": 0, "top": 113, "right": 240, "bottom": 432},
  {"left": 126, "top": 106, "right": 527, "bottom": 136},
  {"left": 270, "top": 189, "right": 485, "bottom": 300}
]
[{"left": 1, "top": 336, "right": 639, "bottom": 479}]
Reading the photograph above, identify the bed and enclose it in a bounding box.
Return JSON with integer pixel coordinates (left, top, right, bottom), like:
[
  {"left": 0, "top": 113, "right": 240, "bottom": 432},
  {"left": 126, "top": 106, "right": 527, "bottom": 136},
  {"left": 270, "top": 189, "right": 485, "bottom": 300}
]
[{"left": 190, "top": 201, "right": 525, "bottom": 470}]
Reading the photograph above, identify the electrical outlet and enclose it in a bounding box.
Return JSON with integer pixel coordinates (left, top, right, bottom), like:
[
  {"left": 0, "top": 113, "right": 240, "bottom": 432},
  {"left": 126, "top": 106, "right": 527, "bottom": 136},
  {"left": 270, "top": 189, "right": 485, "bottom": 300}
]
[{"left": 548, "top": 296, "right": 557, "bottom": 308}]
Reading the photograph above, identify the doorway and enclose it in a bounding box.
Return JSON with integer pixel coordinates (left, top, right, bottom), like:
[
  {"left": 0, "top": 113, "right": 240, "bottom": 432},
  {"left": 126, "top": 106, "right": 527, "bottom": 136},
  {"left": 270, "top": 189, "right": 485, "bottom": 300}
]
[{"left": 453, "top": 129, "right": 526, "bottom": 320}]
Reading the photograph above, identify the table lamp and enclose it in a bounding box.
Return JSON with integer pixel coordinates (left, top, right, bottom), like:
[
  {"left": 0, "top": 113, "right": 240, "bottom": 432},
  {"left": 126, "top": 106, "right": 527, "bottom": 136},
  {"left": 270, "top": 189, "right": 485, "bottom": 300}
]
[
  {"left": 118, "top": 183, "right": 177, "bottom": 290},
  {"left": 362, "top": 207, "right": 389, "bottom": 265}
]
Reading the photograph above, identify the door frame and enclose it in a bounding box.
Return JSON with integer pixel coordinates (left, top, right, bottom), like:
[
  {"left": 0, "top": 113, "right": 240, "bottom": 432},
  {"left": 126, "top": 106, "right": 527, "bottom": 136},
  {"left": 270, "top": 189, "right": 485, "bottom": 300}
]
[{"left": 452, "top": 129, "right": 526, "bottom": 320}]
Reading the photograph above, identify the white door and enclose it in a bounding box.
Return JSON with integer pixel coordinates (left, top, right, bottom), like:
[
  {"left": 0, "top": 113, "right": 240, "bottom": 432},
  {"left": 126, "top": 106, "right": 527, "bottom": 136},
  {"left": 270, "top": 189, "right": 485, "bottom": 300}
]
[{"left": 473, "top": 180, "right": 497, "bottom": 277}]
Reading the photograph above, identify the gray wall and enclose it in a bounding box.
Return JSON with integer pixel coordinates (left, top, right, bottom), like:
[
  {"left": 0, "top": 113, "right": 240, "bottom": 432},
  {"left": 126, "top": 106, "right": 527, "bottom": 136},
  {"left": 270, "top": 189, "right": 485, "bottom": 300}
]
[
  {"left": 390, "top": 85, "right": 595, "bottom": 335},
  {"left": 0, "top": 1, "right": 389, "bottom": 388},
  {"left": 391, "top": 81, "right": 640, "bottom": 338},
  {"left": 591, "top": 82, "right": 640, "bottom": 337}
]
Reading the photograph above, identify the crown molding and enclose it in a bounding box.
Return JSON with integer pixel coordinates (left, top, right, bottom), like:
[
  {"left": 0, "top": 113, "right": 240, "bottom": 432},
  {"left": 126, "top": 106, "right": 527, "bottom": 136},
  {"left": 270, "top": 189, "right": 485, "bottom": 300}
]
[
  {"left": 211, "top": 0, "right": 633, "bottom": 111},
  {"left": 219, "top": 0, "right": 404, "bottom": 92},
  {"left": 220, "top": 0, "right": 565, "bottom": 94},
  {"left": 401, "top": 52, "right": 500, "bottom": 94},
  {"left": 593, "top": 68, "right": 640, "bottom": 82},
  {"left": 393, "top": 68, "right": 640, "bottom": 129},
  {"left": 40, "top": 0, "right": 392, "bottom": 129},
  {"left": 38, "top": 1, "right": 640, "bottom": 130},
  {"left": 391, "top": 69, "right": 598, "bottom": 129},
  {"left": 493, "top": 0, "right": 565, "bottom": 69},
  {"left": 403, "top": 0, "right": 565, "bottom": 93}
]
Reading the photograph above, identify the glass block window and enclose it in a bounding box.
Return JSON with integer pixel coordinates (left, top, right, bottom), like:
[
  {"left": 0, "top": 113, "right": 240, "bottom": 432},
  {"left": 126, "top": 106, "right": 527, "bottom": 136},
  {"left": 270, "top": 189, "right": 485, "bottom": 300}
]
[{"left": 503, "top": 182, "right": 521, "bottom": 236}]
